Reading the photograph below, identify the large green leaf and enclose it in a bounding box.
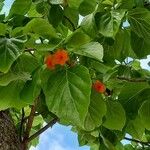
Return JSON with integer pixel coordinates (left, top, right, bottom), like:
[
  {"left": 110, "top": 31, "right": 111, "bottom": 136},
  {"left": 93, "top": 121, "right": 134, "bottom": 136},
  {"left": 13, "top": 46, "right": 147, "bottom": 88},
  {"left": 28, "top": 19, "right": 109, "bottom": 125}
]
[
  {"left": 103, "top": 29, "right": 136, "bottom": 65},
  {"left": 126, "top": 116, "right": 145, "bottom": 140},
  {"left": 79, "top": 0, "right": 97, "bottom": 16},
  {"left": 96, "top": 9, "right": 125, "bottom": 38},
  {"left": 128, "top": 8, "right": 150, "bottom": 39},
  {"left": 80, "top": 14, "right": 97, "bottom": 38},
  {"left": 139, "top": 100, "right": 150, "bottom": 130},
  {"left": 0, "top": 71, "right": 31, "bottom": 86},
  {"left": 48, "top": 5, "right": 64, "bottom": 27},
  {"left": 20, "top": 68, "right": 41, "bottom": 104},
  {"left": 66, "top": 29, "right": 91, "bottom": 48},
  {"left": 8, "top": 0, "right": 32, "bottom": 18},
  {"left": 0, "top": 81, "right": 27, "bottom": 111},
  {"left": 63, "top": 7, "right": 79, "bottom": 30},
  {"left": 24, "top": 18, "right": 58, "bottom": 38},
  {"left": 131, "top": 31, "right": 150, "bottom": 58},
  {"left": 0, "top": 38, "right": 24, "bottom": 73},
  {"left": 42, "top": 65, "right": 91, "bottom": 127},
  {"left": 103, "top": 100, "right": 126, "bottom": 130},
  {"left": 84, "top": 90, "right": 107, "bottom": 131},
  {"left": 119, "top": 82, "right": 150, "bottom": 118},
  {"left": 69, "top": 42, "right": 103, "bottom": 61}
]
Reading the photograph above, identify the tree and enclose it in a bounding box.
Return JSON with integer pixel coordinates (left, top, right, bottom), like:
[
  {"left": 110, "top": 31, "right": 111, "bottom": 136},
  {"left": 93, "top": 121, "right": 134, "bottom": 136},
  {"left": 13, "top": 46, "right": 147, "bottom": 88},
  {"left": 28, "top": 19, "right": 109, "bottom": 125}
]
[{"left": 0, "top": 0, "right": 150, "bottom": 149}]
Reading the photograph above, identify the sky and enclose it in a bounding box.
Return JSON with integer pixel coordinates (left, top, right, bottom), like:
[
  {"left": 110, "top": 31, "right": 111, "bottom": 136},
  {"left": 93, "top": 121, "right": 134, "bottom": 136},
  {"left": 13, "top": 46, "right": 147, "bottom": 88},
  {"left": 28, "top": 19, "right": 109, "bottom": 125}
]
[
  {"left": 30, "top": 123, "right": 89, "bottom": 150},
  {"left": 2, "top": 1, "right": 150, "bottom": 150}
]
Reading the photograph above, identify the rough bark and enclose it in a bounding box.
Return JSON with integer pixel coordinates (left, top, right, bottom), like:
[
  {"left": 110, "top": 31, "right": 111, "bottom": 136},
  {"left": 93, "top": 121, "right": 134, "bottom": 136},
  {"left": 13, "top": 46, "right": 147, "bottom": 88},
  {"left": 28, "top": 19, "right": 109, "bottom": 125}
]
[{"left": 0, "top": 110, "right": 22, "bottom": 150}]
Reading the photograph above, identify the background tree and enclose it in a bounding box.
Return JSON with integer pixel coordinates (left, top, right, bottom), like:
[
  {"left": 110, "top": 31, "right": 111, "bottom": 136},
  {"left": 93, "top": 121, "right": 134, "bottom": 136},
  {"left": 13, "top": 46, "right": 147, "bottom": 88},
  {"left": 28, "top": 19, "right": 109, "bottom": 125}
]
[{"left": 0, "top": 0, "right": 150, "bottom": 149}]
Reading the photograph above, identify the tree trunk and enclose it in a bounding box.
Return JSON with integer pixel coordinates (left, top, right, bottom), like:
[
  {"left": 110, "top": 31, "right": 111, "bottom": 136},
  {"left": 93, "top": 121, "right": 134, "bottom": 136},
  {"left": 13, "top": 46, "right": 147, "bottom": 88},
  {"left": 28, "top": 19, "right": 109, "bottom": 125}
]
[{"left": 0, "top": 110, "right": 22, "bottom": 150}]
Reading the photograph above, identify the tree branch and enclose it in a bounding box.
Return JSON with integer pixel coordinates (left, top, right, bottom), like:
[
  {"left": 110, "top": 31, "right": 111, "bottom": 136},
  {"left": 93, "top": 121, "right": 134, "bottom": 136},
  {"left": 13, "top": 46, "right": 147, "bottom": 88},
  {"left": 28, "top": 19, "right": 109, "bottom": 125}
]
[
  {"left": 19, "top": 108, "right": 25, "bottom": 142},
  {"left": 124, "top": 137, "right": 150, "bottom": 146},
  {"left": 22, "top": 98, "right": 38, "bottom": 149},
  {"left": 27, "top": 118, "right": 58, "bottom": 143},
  {"left": 117, "top": 76, "right": 147, "bottom": 82}
]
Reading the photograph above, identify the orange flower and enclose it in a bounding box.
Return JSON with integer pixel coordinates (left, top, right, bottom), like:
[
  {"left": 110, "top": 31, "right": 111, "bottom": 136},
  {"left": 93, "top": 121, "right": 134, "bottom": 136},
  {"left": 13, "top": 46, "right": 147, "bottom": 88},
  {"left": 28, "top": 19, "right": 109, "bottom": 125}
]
[
  {"left": 45, "top": 55, "right": 55, "bottom": 69},
  {"left": 53, "top": 49, "right": 69, "bottom": 66},
  {"left": 93, "top": 80, "right": 106, "bottom": 93}
]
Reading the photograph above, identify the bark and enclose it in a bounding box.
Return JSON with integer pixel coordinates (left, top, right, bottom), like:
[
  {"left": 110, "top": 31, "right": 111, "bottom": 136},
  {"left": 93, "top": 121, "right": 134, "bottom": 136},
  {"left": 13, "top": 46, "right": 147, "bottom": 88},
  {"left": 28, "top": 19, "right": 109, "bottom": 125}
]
[{"left": 0, "top": 110, "right": 22, "bottom": 150}]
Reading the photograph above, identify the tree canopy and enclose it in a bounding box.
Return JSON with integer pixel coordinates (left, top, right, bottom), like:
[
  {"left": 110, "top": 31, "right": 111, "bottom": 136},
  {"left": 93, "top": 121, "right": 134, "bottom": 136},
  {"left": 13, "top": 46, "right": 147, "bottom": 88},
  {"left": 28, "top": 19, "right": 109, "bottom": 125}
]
[{"left": 0, "top": 0, "right": 150, "bottom": 149}]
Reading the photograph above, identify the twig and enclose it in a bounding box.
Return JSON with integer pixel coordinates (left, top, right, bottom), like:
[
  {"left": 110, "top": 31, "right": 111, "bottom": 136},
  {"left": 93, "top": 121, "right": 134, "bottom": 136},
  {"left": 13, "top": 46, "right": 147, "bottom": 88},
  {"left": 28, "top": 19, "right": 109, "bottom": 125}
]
[
  {"left": 19, "top": 108, "right": 25, "bottom": 142},
  {"left": 124, "top": 137, "right": 150, "bottom": 146},
  {"left": 117, "top": 76, "right": 147, "bottom": 82},
  {"left": 24, "top": 48, "right": 36, "bottom": 52},
  {"left": 24, "top": 48, "right": 36, "bottom": 57},
  {"left": 27, "top": 118, "right": 58, "bottom": 142}
]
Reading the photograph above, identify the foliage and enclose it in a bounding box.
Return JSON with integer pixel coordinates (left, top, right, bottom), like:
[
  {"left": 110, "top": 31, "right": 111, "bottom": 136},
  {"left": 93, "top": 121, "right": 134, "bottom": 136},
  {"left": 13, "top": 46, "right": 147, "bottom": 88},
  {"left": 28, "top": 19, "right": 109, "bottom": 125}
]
[{"left": 0, "top": 0, "right": 150, "bottom": 149}]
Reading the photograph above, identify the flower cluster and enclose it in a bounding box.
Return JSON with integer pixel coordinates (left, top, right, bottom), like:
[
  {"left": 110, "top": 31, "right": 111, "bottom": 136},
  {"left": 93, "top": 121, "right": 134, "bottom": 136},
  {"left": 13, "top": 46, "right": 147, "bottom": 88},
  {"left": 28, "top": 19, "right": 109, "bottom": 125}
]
[
  {"left": 45, "top": 49, "right": 69, "bottom": 69},
  {"left": 93, "top": 80, "right": 106, "bottom": 93}
]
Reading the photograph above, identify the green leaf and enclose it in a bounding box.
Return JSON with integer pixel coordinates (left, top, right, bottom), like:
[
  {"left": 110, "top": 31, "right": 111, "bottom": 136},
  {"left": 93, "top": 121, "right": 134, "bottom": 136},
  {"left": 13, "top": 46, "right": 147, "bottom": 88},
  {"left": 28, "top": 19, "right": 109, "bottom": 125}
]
[
  {"left": 66, "top": 29, "right": 91, "bottom": 48},
  {"left": 24, "top": 18, "right": 58, "bottom": 39},
  {"left": 0, "top": 81, "right": 27, "bottom": 111},
  {"left": 103, "top": 29, "right": 135, "bottom": 65},
  {"left": 69, "top": 42, "right": 103, "bottom": 61},
  {"left": 67, "top": 0, "right": 84, "bottom": 9},
  {"left": 84, "top": 90, "right": 107, "bottom": 131},
  {"left": 80, "top": 14, "right": 97, "bottom": 38},
  {"left": 8, "top": 0, "right": 32, "bottom": 18},
  {"left": 48, "top": 5, "right": 64, "bottom": 27},
  {"left": 0, "top": 38, "right": 24, "bottom": 73},
  {"left": 0, "top": 71, "right": 31, "bottom": 86},
  {"left": 63, "top": 7, "right": 79, "bottom": 30},
  {"left": 124, "top": 144, "right": 134, "bottom": 150},
  {"left": 0, "top": 23, "right": 7, "bottom": 35},
  {"left": 119, "top": 82, "right": 150, "bottom": 119},
  {"left": 139, "top": 100, "right": 150, "bottom": 130},
  {"left": 103, "top": 101, "right": 126, "bottom": 130},
  {"left": 79, "top": 0, "right": 97, "bottom": 16},
  {"left": 14, "top": 54, "right": 40, "bottom": 73},
  {"left": 128, "top": 8, "right": 150, "bottom": 39},
  {"left": 96, "top": 9, "right": 125, "bottom": 38},
  {"left": 126, "top": 116, "right": 145, "bottom": 140},
  {"left": 131, "top": 31, "right": 150, "bottom": 58},
  {"left": 20, "top": 69, "right": 41, "bottom": 104},
  {"left": 42, "top": 65, "right": 91, "bottom": 127},
  {"left": 118, "top": 0, "right": 134, "bottom": 9},
  {"left": 0, "top": 0, "right": 4, "bottom": 12}
]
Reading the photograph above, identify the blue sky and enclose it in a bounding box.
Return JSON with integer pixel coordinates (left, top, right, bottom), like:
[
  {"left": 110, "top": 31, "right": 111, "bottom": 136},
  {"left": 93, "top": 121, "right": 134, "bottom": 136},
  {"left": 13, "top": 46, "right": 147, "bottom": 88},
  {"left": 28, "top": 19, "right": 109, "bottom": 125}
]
[{"left": 30, "top": 123, "right": 89, "bottom": 150}]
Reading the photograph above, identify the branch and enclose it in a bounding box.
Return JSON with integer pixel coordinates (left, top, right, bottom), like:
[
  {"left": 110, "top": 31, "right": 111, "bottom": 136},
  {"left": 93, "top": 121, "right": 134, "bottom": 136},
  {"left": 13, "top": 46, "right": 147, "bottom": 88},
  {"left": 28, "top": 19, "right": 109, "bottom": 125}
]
[
  {"left": 27, "top": 118, "right": 58, "bottom": 142},
  {"left": 117, "top": 76, "right": 147, "bottom": 82},
  {"left": 19, "top": 108, "right": 25, "bottom": 142},
  {"left": 23, "top": 98, "right": 38, "bottom": 143},
  {"left": 124, "top": 137, "right": 150, "bottom": 146}
]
